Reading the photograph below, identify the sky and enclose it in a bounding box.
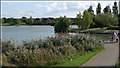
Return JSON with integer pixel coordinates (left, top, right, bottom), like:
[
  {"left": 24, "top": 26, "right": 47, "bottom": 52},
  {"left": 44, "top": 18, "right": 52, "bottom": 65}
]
[{"left": 1, "top": 1, "right": 119, "bottom": 18}]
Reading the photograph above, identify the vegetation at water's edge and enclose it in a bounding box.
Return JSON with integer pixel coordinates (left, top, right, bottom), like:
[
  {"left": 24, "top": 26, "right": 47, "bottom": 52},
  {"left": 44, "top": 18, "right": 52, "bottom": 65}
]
[
  {"left": 2, "top": 34, "right": 103, "bottom": 67},
  {"left": 115, "top": 59, "right": 120, "bottom": 68},
  {"left": 51, "top": 47, "right": 104, "bottom": 67},
  {"left": 1, "top": 2, "right": 119, "bottom": 30}
]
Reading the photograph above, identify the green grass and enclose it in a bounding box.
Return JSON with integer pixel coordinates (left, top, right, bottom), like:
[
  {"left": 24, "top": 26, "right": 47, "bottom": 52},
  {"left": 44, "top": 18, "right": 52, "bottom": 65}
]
[
  {"left": 116, "top": 59, "right": 119, "bottom": 68},
  {"left": 1, "top": 23, "right": 26, "bottom": 26},
  {"left": 69, "top": 26, "right": 119, "bottom": 33},
  {"left": 1, "top": 23, "right": 11, "bottom": 26},
  {"left": 51, "top": 47, "right": 104, "bottom": 67}
]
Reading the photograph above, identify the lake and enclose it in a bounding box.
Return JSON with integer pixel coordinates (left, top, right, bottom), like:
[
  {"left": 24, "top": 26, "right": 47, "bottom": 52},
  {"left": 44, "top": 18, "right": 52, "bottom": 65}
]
[
  {"left": 2, "top": 26, "right": 55, "bottom": 45},
  {"left": 2, "top": 25, "right": 112, "bottom": 45}
]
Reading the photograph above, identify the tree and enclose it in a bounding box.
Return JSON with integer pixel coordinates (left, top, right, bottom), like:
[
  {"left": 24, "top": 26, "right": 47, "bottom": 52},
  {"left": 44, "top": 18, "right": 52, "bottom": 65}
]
[
  {"left": 82, "top": 10, "right": 93, "bottom": 29},
  {"left": 112, "top": 15, "right": 119, "bottom": 26},
  {"left": 22, "top": 17, "right": 27, "bottom": 23},
  {"left": 27, "top": 16, "right": 34, "bottom": 25},
  {"left": 11, "top": 19, "right": 21, "bottom": 25},
  {"left": 75, "top": 12, "right": 83, "bottom": 28},
  {"left": 96, "top": 3, "right": 101, "bottom": 14},
  {"left": 54, "top": 16, "right": 71, "bottom": 33},
  {"left": 7, "top": 18, "right": 13, "bottom": 24},
  {"left": 2, "top": 17, "right": 7, "bottom": 23},
  {"left": 112, "top": 2, "right": 118, "bottom": 15},
  {"left": 94, "top": 13, "right": 116, "bottom": 27},
  {"left": 103, "top": 6, "right": 111, "bottom": 13},
  {"left": 88, "top": 6, "right": 94, "bottom": 15}
]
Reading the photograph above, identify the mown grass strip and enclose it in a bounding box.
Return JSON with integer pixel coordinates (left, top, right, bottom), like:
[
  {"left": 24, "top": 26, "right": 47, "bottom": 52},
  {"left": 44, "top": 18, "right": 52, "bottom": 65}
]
[
  {"left": 51, "top": 47, "right": 104, "bottom": 67},
  {"left": 115, "top": 59, "right": 120, "bottom": 68},
  {"left": 52, "top": 48, "right": 104, "bottom": 67}
]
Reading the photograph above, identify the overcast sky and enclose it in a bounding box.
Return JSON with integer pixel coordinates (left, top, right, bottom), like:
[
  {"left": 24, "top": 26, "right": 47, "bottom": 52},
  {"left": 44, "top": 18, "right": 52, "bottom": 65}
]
[{"left": 1, "top": 1, "right": 119, "bottom": 18}]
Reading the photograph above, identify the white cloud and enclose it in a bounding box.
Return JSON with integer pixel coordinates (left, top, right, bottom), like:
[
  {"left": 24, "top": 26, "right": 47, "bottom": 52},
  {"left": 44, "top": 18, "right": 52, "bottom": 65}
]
[
  {"left": 7, "top": 2, "right": 15, "bottom": 5},
  {"left": 2, "top": 1, "right": 119, "bottom": 18},
  {"left": 14, "top": 8, "right": 23, "bottom": 14}
]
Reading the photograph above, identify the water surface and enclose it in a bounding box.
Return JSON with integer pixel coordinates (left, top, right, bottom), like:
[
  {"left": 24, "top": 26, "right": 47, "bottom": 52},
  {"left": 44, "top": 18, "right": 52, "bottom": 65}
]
[
  {"left": 2, "top": 26, "right": 55, "bottom": 45},
  {"left": 2, "top": 25, "right": 112, "bottom": 45}
]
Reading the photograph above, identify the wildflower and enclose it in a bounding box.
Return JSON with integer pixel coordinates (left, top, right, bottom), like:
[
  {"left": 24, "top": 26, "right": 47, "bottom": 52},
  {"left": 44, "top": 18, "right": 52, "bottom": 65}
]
[
  {"left": 51, "top": 36, "right": 53, "bottom": 39},
  {"left": 47, "top": 36, "right": 50, "bottom": 39},
  {"left": 70, "top": 36, "right": 72, "bottom": 38}
]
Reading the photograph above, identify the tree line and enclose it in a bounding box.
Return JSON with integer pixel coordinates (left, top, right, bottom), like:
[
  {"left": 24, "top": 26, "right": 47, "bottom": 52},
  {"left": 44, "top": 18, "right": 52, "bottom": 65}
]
[
  {"left": 2, "top": 2, "right": 119, "bottom": 32},
  {"left": 54, "top": 2, "right": 119, "bottom": 32}
]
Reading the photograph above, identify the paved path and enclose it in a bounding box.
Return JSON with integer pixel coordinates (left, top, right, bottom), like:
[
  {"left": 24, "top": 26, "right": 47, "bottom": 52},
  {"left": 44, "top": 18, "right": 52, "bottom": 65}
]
[{"left": 81, "top": 42, "right": 119, "bottom": 67}]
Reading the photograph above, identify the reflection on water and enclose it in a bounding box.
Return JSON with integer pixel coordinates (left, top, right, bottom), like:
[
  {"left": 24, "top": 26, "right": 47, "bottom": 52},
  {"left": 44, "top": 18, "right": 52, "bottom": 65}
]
[
  {"left": 2, "top": 26, "right": 55, "bottom": 45},
  {"left": 2, "top": 26, "right": 112, "bottom": 45}
]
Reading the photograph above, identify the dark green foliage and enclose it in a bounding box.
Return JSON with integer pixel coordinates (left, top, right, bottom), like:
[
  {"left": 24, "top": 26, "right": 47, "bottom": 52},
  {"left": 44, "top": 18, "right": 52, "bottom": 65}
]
[
  {"left": 88, "top": 6, "right": 94, "bottom": 15},
  {"left": 22, "top": 17, "right": 27, "bottom": 24},
  {"left": 82, "top": 10, "right": 93, "bottom": 30},
  {"left": 75, "top": 12, "right": 82, "bottom": 28},
  {"left": 94, "top": 13, "right": 119, "bottom": 27},
  {"left": 103, "top": 6, "right": 111, "bottom": 13},
  {"left": 96, "top": 3, "right": 101, "bottom": 14},
  {"left": 112, "top": 2, "right": 118, "bottom": 15},
  {"left": 11, "top": 19, "right": 21, "bottom": 25},
  {"left": 54, "top": 16, "right": 72, "bottom": 33},
  {"left": 7, "top": 18, "right": 14, "bottom": 23},
  {"left": 27, "top": 16, "right": 34, "bottom": 25},
  {"left": 75, "top": 10, "right": 93, "bottom": 30}
]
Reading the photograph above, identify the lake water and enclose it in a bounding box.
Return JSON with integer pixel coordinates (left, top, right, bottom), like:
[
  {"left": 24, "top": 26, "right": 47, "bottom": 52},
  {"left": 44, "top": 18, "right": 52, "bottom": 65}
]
[
  {"left": 2, "top": 25, "right": 112, "bottom": 45},
  {"left": 2, "top": 26, "right": 55, "bottom": 45}
]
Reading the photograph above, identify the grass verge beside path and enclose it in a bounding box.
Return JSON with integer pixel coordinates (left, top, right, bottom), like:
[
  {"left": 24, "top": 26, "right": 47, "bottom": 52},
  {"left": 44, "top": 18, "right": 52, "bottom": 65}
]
[
  {"left": 51, "top": 47, "right": 104, "bottom": 67},
  {"left": 116, "top": 59, "right": 120, "bottom": 68}
]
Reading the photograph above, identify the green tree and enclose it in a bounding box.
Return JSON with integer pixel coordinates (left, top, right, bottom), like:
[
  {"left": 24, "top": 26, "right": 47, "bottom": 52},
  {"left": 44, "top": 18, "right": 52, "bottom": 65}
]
[
  {"left": 96, "top": 3, "right": 101, "bottom": 14},
  {"left": 112, "top": 15, "right": 119, "bottom": 26},
  {"left": 27, "top": 16, "right": 34, "bottom": 25},
  {"left": 54, "top": 16, "right": 71, "bottom": 33},
  {"left": 2, "top": 17, "right": 7, "bottom": 23},
  {"left": 82, "top": 10, "right": 93, "bottom": 29},
  {"left": 7, "top": 18, "right": 13, "bottom": 24},
  {"left": 94, "top": 13, "right": 115, "bottom": 27},
  {"left": 11, "top": 19, "right": 21, "bottom": 25},
  {"left": 22, "top": 17, "right": 27, "bottom": 23},
  {"left": 75, "top": 12, "right": 83, "bottom": 28},
  {"left": 112, "top": 2, "right": 118, "bottom": 15},
  {"left": 88, "top": 6, "right": 94, "bottom": 15},
  {"left": 103, "top": 6, "right": 111, "bottom": 13}
]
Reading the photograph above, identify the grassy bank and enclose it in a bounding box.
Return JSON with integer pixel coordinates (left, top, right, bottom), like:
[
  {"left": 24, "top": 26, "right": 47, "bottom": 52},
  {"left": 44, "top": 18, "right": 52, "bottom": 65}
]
[
  {"left": 116, "top": 59, "right": 120, "bottom": 68},
  {"left": 68, "top": 26, "right": 119, "bottom": 34},
  {"left": 51, "top": 47, "right": 104, "bottom": 67},
  {"left": 2, "top": 34, "right": 104, "bottom": 67}
]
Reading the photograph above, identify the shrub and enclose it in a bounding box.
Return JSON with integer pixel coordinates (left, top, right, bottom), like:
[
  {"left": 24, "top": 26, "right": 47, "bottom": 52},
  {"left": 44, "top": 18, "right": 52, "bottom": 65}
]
[
  {"left": 2, "top": 40, "right": 16, "bottom": 54},
  {"left": 2, "top": 34, "right": 103, "bottom": 66},
  {"left": 54, "top": 16, "right": 72, "bottom": 33}
]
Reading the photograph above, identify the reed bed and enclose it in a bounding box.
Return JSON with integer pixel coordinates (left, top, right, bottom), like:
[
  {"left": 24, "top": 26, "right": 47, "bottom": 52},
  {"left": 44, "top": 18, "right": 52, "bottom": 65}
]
[{"left": 2, "top": 33, "right": 103, "bottom": 66}]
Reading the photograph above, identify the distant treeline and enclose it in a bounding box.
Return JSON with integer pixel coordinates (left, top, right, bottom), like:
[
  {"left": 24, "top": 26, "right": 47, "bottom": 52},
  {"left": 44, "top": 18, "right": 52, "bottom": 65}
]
[
  {"left": 1, "top": 17, "right": 76, "bottom": 26},
  {"left": 1, "top": 2, "right": 119, "bottom": 28}
]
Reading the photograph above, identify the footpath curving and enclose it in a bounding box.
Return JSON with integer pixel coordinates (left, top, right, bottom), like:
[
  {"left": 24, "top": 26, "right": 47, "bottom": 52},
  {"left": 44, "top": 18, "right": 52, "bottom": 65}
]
[{"left": 81, "top": 42, "right": 119, "bottom": 67}]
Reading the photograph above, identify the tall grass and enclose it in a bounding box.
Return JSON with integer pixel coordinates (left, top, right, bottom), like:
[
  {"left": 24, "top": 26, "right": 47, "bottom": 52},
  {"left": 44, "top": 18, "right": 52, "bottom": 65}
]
[{"left": 2, "top": 33, "right": 103, "bottom": 66}]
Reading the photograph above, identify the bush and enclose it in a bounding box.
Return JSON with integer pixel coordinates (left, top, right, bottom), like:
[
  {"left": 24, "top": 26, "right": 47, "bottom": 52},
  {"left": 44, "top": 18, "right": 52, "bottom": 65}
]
[
  {"left": 2, "top": 34, "right": 103, "bottom": 66},
  {"left": 54, "top": 16, "right": 72, "bottom": 33},
  {"left": 94, "top": 13, "right": 119, "bottom": 28},
  {"left": 2, "top": 40, "right": 16, "bottom": 54}
]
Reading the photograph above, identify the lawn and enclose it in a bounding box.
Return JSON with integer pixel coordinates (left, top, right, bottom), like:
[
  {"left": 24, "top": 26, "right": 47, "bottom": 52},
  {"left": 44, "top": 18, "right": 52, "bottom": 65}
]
[
  {"left": 51, "top": 47, "right": 104, "bottom": 67},
  {"left": 68, "top": 26, "right": 119, "bottom": 34},
  {"left": 116, "top": 59, "right": 120, "bottom": 68}
]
